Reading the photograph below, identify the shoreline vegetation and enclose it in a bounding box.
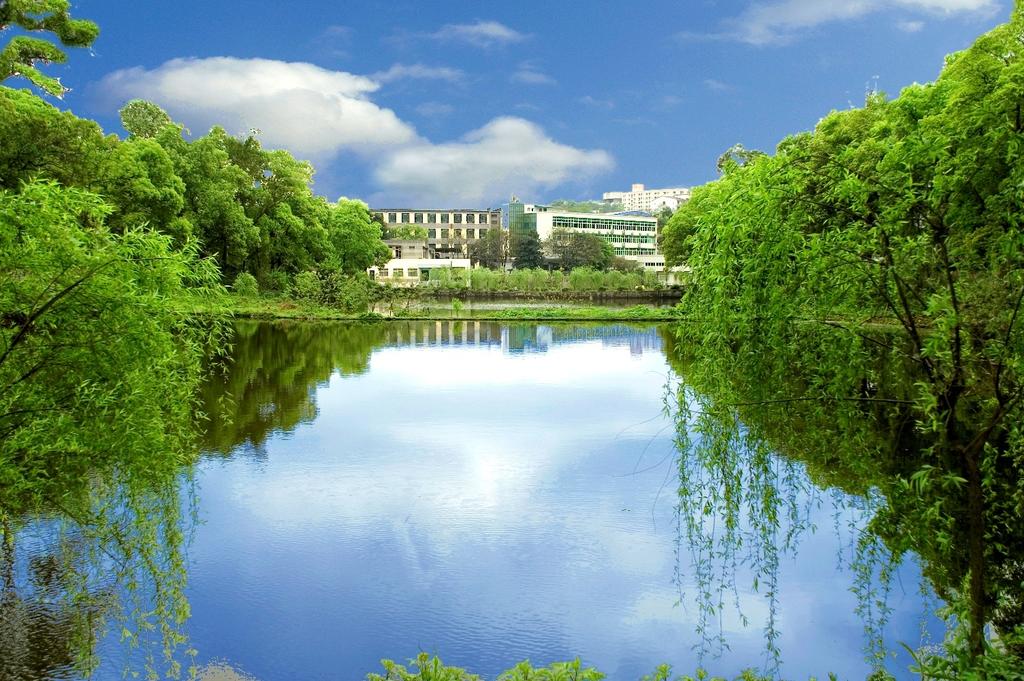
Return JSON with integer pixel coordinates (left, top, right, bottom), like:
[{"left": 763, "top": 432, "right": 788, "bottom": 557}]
[
  {"left": 197, "top": 655, "right": 777, "bottom": 681},
  {"left": 186, "top": 293, "right": 687, "bottom": 322},
  {"left": 189, "top": 292, "right": 927, "bottom": 330}
]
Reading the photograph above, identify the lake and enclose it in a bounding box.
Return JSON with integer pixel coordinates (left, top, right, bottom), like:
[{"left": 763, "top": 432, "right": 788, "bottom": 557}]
[{"left": 10, "top": 321, "right": 942, "bottom": 680}]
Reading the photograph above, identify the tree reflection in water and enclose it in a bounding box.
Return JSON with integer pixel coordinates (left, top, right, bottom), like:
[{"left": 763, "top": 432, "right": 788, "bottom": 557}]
[{"left": 662, "top": 321, "right": 1024, "bottom": 674}]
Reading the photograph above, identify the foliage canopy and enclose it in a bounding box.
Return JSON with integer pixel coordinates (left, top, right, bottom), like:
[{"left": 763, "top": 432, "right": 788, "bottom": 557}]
[
  {"left": 661, "top": 3, "right": 1024, "bottom": 665},
  {"left": 0, "top": 0, "right": 98, "bottom": 96}
]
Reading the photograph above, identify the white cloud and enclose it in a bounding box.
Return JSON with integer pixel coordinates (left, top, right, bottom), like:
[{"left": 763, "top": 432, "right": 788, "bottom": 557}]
[
  {"left": 511, "top": 60, "right": 556, "bottom": 85},
  {"left": 97, "top": 57, "right": 612, "bottom": 205},
  {"left": 312, "top": 25, "right": 354, "bottom": 58},
  {"left": 703, "top": 78, "right": 732, "bottom": 92},
  {"left": 321, "top": 25, "right": 352, "bottom": 38},
  {"left": 685, "top": 0, "right": 998, "bottom": 45},
  {"left": 372, "top": 63, "right": 464, "bottom": 84},
  {"left": 896, "top": 19, "right": 926, "bottom": 31},
  {"left": 373, "top": 117, "right": 613, "bottom": 205},
  {"left": 512, "top": 69, "right": 556, "bottom": 85},
  {"left": 96, "top": 57, "right": 416, "bottom": 158},
  {"left": 428, "top": 20, "right": 526, "bottom": 47},
  {"left": 579, "top": 95, "right": 615, "bottom": 109},
  {"left": 415, "top": 101, "right": 455, "bottom": 118}
]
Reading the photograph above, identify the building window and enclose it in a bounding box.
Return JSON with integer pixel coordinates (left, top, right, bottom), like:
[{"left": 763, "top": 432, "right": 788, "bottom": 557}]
[
  {"left": 441, "top": 229, "right": 449, "bottom": 238},
  {"left": 465, "top": 229, "right": 474, "bottom": 239},
  {"left": 466, "top": 213, "right": 476, "bottom": 224},
  {"left": 480, "top": 214, "right": 488, "bottom": 224},
  {"left": 391, "top": 268, "right": 404, "bottom": 278},
  {"left": 388, "top": 213, "right": 397, "bottom": 223},
  {"left": 441, "top": 214, "right": 449, "bottom": 224},
  {"left": 414, "top": 213, "right": 423, "bottom": 223},
  {"left": 454, "top": 213, "right": 463, "bottom": 224},
  {"left": 401, "top": 212, "right": 410, "bottom": 223},
  {"left": 428, "top": 229, "right": 436, "bottom": 238},
  {"left": 407, "top": 268, "right": 419, "bottom": 278},
  {"left": 427, "top": 213, "right": 436, "bottom": 224}
]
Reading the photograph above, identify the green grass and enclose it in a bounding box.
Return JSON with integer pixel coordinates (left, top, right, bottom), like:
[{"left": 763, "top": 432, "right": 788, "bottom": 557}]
[{"left": 183, "top": 293, "right": 682, "bottom": 322}]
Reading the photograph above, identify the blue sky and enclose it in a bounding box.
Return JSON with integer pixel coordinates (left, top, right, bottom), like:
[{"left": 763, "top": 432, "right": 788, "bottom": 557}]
[{"left": 31, "top": 0, "right": 1011, "bottom": 207}]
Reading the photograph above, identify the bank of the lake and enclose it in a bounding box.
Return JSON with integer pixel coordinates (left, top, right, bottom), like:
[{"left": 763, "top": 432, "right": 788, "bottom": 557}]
[{"left": 186, "top": 293, "right": 686, "bottom": 322}]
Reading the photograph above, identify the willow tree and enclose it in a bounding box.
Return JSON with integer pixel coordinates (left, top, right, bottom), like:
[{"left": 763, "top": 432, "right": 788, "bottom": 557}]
[
  {"left": 0, "top": 181, "right": 226, "bottom": 675},
  {"left": 662, "top": 3, "right": 1024, "bottom": 666},
  {"left": 0, "top": 0, "right": 98, "bottom": 96}
]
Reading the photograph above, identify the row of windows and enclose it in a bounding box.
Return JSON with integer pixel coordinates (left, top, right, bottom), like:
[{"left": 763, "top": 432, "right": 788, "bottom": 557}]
[
  {"left": 385, "top": 212, "right": 496, "bottom": 225},
  {"left": 551, "top": 216, "right": 657, "bottom": 232},
  {"left": 613, "top": 248, "right": 658, "bottom": 256},
  {"left": 427, "top": 228, "right": 487, "bottom": 239},
  {"left": 387, "top": 267, "right": 466, "bottom": 278},
  {"left": 610, "top": 236, "right": 655, "bottom": 244}
]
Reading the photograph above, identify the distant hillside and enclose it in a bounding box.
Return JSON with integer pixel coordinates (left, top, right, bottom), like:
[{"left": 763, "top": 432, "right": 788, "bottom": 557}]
[{"left": 549, "top": 199, "right": 624, "bottom": 213}]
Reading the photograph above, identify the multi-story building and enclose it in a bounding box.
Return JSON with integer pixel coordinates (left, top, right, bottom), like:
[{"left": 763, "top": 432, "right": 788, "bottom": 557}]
[
  {"left": 520, "top": 203, "right": 666, "bottom": 271},
  {"left": 367, "top": 257, "right": 471, "bottom": 283},
  {"left": 372, "top": 208, "right": 502, "bottom": 259},
  {"left": 602, "top": 183, "right": 691, "bottom": 212}
]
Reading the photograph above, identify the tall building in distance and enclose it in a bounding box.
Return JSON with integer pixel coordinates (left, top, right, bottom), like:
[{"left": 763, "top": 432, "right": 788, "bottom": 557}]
[
  {"left": 602, "top": 183, "right": 691, "bottom": 212},
  {"left": 521, "top": 203, "right": 665, "bottom": 271},
  {"left": 507, "top": 195, "right": 528, "bottom": 247}
]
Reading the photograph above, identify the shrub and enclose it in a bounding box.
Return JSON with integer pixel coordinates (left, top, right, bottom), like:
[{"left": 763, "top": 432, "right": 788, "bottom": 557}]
[
  {"left": 232, "top": 271, "right": 258, "bottom": 297},
  {"left": 291, "top": 270, "right": 322, "bottom": 301},
  {"left": 321, "top": 272, "right": 371, "bottom": 313},
  {"left": 260, "top": 269, "right": 292, "bottom": 294}
]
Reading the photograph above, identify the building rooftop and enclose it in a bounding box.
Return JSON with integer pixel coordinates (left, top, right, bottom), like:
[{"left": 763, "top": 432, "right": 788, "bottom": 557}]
[{"left": 372, "top": 207, "right": 502, "bottom": 212}]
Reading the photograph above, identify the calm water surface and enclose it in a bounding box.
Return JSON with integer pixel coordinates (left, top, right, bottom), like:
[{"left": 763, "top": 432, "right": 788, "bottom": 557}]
[{"left": 82, "top": 322, "right": 938, "bottom": 680}]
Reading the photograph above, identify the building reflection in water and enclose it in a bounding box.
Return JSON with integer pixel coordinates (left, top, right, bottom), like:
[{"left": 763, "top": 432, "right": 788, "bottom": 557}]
[{"left": 382, "top": 322, "right": 662, "bottom": 356}]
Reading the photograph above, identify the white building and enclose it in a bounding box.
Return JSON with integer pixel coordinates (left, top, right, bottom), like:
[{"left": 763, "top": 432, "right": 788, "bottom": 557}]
[
  {"left": 522, "top": 204, "right": 666, "bottom": 271},
  {"left": 602, "top": 183, "right": 691, "bottom": 212},
  {"left": 368, "top": 257, "right": 471, "bottom": 284}
]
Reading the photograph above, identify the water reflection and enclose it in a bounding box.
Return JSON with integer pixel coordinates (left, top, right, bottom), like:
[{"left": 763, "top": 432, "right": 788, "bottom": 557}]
[
  {"left": 1, "top": 528, "right": 103, "bottom": 680},
  {"left": 151, "top": 321, "right": 935, "bottom": 681},
  {"left": 201, "top": 321, "right": 663, "bottom": 456},
  {"left": 663, "top": 321, "right": 1024, "bottom": 675}
]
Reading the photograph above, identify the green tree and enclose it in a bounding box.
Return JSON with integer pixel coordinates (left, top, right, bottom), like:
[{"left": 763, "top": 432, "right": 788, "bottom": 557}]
[
  {"left": 654, "top": 205, "right": 675, "bottom": 232},
  {"left": 545, "top": 229, "right": 612, "bottom": 271},
  {"left": 0, "top": 90, "right": 192, "bottom": 243},
  {"left": 662, "top": 3, "right": 1024, "bottom": 662},
  {"left": 609, "top": 256, "right": 640, "bottom": 272},
  {"left": 0, "top": 179, "right": 223, "bottom": 512},
  {"left": 511, "top": 229, "right": 545, "bottom": 269},
  {"left": 0, "top": 87, "right": 107, "bottom": 190},
  {"left": 0, "top": 0, "right": 98, "bottom": 96},
  {"left": 0, "top": 180, "right": 226, "bottom": 675},
  {"left": 94, "top": 137, "right": 191, "bottom": 243},
  {"left": 247, "top": 150, "right": 331, "bottom": 278},
  {"left": 469, "top": 227, "right": 509, "bottom": 269},
  {"left": 155, "top": 124, "right": 258, "bottom": 277},
  {"left": 119, "top": 99, "right": 175, "bottom": 139},
  {"left": 326, "top": 198, "right": 390, "bottom": 274},
  {"left": 384, "top": 225, "right": 429, "bottom": 240}
]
